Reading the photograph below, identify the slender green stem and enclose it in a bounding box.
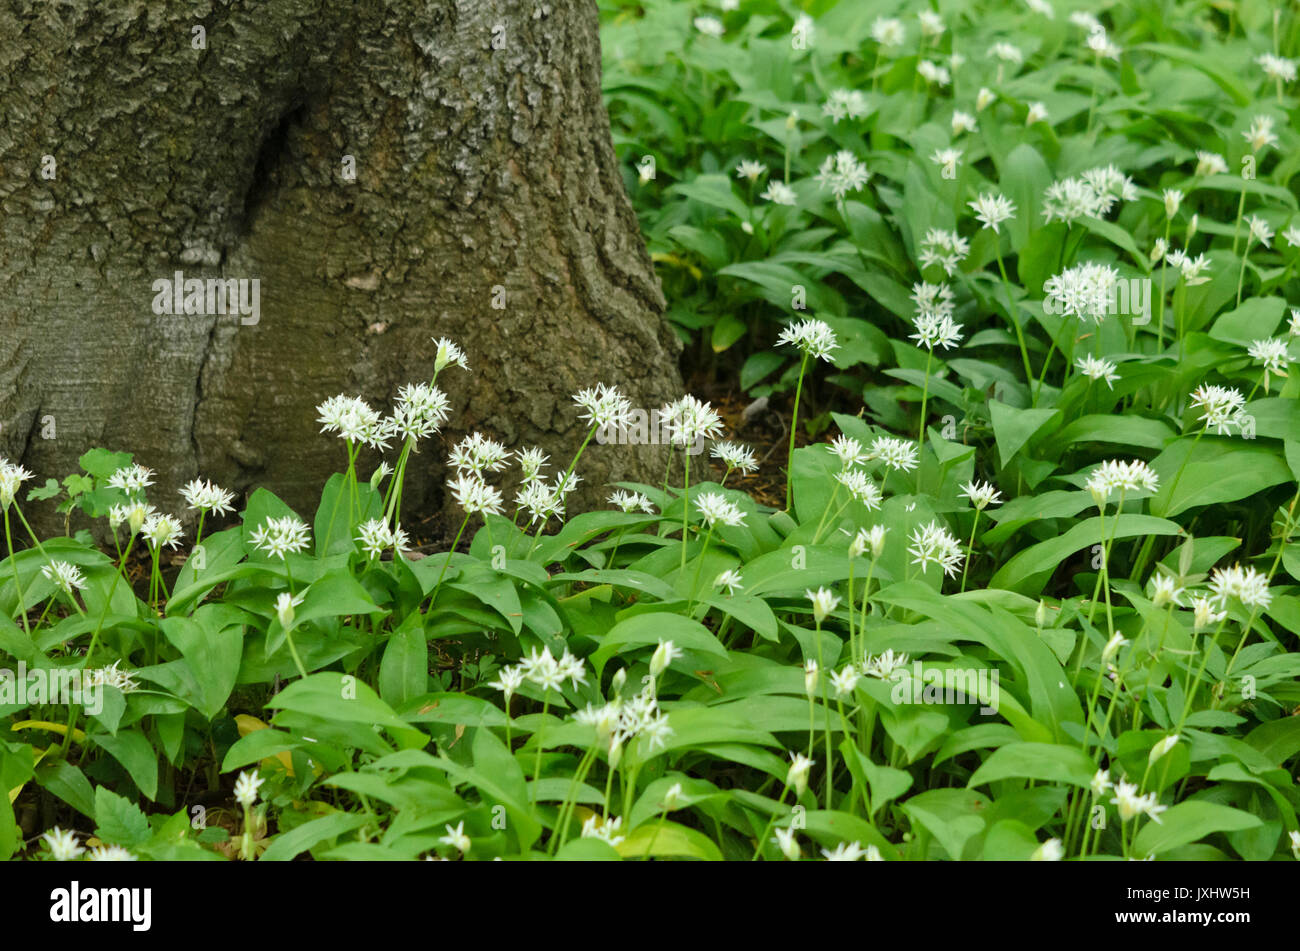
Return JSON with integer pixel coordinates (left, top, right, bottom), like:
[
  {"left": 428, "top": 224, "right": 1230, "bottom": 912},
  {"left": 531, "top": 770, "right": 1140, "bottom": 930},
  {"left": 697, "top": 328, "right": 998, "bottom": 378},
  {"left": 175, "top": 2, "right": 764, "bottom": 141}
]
[
  {"left": 1235, "top": 236, "right": 1253, "bottom": 308},
  {"left": 1231, "top": 184, "right": 1247, "bottom": 256},
  {"left": 857, "top": 560, "right": 876, "bottom": 656},
  {"left": 4, "top": 509, "right": 30, "bottom": 636},
  {"left": 85, "top": 534, "right": 137, "bottom": 669},
  {"left": 685, "top": 526, "right": 714, "bottom": 614},
  {"left": 786, "top": 352, "right": 809, "bottom": 512},
  {"left": 751, "top": 785, "right": 790, "bottom": 861},
  {"left": 1163, "top": 427, "right": 1205, "bottom": 512},
  {"left": 1156, "top": 217, "right": 1171, "bottom": 349},
  {"left": 917, "top": 347, "right": 933, "bottom": 482},
  {"left": 432, "top": 513, "right": 471, "bottom": 603},
  {"left": 996, "top": 246, "right": 1035, "bottom": 402},
  {"left": 530, "top": 693, "right": 552, "bottom": 819},
  {"left": 642, "top": 802, "right": 671, "bottom": 861},
  {"left": 811, "top": 483, "right": 843, "bottom": 545},
  {"left": 680, "top": 451, "right": 692, "bottom": 571},
  {"left": 959, "top": 509, "right": 980, "bottom": 593},
  {"left": 282, "top": 561, "right": 309, "bottom": 679},
  {"left": 552, "top": 744, "right": 598, "bottom": 854}
]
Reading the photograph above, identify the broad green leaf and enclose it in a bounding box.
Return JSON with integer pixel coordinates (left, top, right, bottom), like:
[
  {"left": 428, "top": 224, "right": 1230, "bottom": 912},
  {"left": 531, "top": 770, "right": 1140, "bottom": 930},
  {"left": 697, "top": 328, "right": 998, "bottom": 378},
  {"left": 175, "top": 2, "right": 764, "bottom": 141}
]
[
  {"left": 615, "top": 820, "right": 723, "bottom": 860},
  {"left": 91, "top": 731, "right": 158, "bottom": 801},
  {"left": 267, "top": 672, "right": 420, "bottom": 739},
  {"left": 1131, "top": 801, "right": 1262, "bottom": 858},
  {"left": 901, "top": 788, "right": 991, "bottom": 861},
  {"left": 378, "top": 615, "right": 429, "bottom": 708},
  {"left": 988, "top": 400, "right": 1060, "bottom": 468},
  {"left": 589, "top": 611, "right": 727, "bottom": 677},
  {"left": 93, "top": 786, "right": 151, "bottom": 847},
  {"left": 261, "top": 811, "right": 368, "bottom": 862},
  {"left": 1150, "top": 439, "right": 1291, "bottom": 517},
  {"left": 990, "top": 515, "right": 1184, "bottom": 595},
  {"left": 968, "top": 742, "right": 1097, "bottom": 789},
  {"left": 995, "top": 143, "right": 1052, "bottom": 253}
]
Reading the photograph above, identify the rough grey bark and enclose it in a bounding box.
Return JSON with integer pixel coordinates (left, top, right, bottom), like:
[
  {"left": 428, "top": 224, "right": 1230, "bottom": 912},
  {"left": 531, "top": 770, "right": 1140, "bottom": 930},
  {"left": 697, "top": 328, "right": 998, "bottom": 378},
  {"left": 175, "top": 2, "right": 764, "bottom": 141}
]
[{"left": 0, "top": 0, "right": 680, "bottom": 537}]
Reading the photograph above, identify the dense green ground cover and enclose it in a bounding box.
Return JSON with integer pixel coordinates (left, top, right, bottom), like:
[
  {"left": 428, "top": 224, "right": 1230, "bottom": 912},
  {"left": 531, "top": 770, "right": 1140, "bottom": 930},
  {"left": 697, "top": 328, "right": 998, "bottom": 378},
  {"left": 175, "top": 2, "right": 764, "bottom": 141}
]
[{"left": 3, "top": 0, "right": 1299, "bottom": 861}]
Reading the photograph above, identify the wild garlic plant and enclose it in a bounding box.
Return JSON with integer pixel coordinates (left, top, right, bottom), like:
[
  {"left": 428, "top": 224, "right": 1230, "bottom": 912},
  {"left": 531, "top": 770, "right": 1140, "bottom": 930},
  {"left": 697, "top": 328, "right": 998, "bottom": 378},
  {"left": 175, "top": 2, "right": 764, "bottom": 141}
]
[{"left": 5, "top": 0, "right": 1300, "bottom": 864}]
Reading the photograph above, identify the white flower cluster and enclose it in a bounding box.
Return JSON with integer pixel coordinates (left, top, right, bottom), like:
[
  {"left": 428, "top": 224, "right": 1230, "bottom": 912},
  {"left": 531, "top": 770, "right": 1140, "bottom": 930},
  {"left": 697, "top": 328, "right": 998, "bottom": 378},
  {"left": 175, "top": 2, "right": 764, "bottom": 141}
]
[
  {"left": 695, "top": 491, "right": 747, "bottom": 528},
  {"left": 1257, "top": 53, "right": 1298, "bottom": 83},
  {"left": 1194, "top": 151, "right": 1228, "bottom": 176},
  {"left": 871, "top": 436, "right": 919, "bottom": 473},
  {"left": 1084, "top": 459, "right": 1159, "bottom": 503},
  {"left": 492, "top": 645, "right": 588, "bottom": 697},
  {"left": 661, "top": 395, "right": 724, "bottom": 448},
  {"left": 181, "top": 478, "right": 236, "bottom": 516},
  {"left": 108, "top": 500, "right": 155, "bottom": 535},
  {"left": 449, "top": 471, "right": 506, "bottom": 518},
  {"left": 106, "top": 464, "right": 154, "bottom": 494},
  {"left": 907, "top": 520, "right": 964, "bottom": 578},
  {"left": 83, "top": 660, "right": 140, "bottom": 694},
  {"left": 815, "top": 150, "right": 871, "bottom": 200},
  {"left": 918, "top": 61, "right": 951, "bottom": 86},
  {"left": 1041, "top": 166, "right": 1137, "bottom": 224},
  {"left": 0, "top": 458, "right": 33, "bottom": 510},
  {"left": 1164, "top": 248, "right": 1212, "bottom": 285},
  {"left": 968, "top": 192, "right": 1016, "bottom": 233},
  {"left": 711, "top": 441, "right": 758, "bottom": 476},
  {"left": 389, "top": 382, "right": 452, "bottom": 443},
  {"left": 448, "top": 432, "right": 510, "bottom": 475},
  {"left": 608, "top": 489, "right": 655, "bottom": 514},
  {"left": 822, "top": 88, "right": 869, "bottom": 124},
  {"left": 1207, "top": 563, "right": 1272, "bottom": 611},
  {"left": 960, "top": 480, "right": 1002, "bottom": 510},
  {"left": 1107, "top": 777, "right": 1168, "bottom": 824},
  {"left": 849, "top": 525, "right": 888, "bottom": 559},
  {"left": 1086, "top": 26, "right": 1121, "bottom": 60},
  {"left": 1247, "top": 337, "right": 1291, "bottom": 381},
  {"left": 918, "top": 229, "right": 970, "bottom": 276},
  {"left": 141, "top": 513, "right": 184, "bottom": 552},
  {"left": 834, "top": 470, "right": 883, "bottom": 509},
  {"left": 910, "top": 281, "right": 963, "bottom": 350},
  {"left": 1242, "top": 115, "right": 1278, "bottom": 153},
  {"left": 575, "top": 383, "right": 634, "bottom": 431},
  {"left": 356, "top": 518, "right": 409, "bottom": 558},
  {"left": 871, "top": 17, "right": 905, "bottom": 48},
  {"left": 573, "top": 679, "right": 675, "bottom": 763},
  {"left": 1188, "top": 384, "right": 1248, "bottom": 436},
  {"left": 1042, "top": 262, "right": 1120, "bottom": 322},
  {"left": 233, "top": 769, "right": 265, "bottom": 808},
  {"left": 248, "top": 515, "right": 312, "bottom": 559},
  {"left": 316, "top": 395, "right": 390, "bottom": 450},
  {"left": 515, "top": 453, "right": 577, "bottom": 527},
  {"left": 825, "top": 434, "right": 884, "bottom": 508},
  {"left": 862, "top": 648, "right": 909, "bottom": 680},
  {"left": 40, "top": 560, "right": 87, "bottom": 593},
  {"left": 1076, "top": 354, "right": 1119, "bottom": 389},
  {"left": 777, "top": 318, "right": 839, "bottom": 362}
]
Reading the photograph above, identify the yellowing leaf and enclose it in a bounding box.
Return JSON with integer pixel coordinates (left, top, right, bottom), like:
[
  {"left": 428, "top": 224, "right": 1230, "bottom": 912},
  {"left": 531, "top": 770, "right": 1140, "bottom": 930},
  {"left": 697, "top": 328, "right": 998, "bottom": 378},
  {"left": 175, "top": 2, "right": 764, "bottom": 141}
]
[
  {"left": 235, "top": 714, "right": 295, "bottom": 777},
  {"left": 615, "top": 820, "right": 723, "bottom": 861}
]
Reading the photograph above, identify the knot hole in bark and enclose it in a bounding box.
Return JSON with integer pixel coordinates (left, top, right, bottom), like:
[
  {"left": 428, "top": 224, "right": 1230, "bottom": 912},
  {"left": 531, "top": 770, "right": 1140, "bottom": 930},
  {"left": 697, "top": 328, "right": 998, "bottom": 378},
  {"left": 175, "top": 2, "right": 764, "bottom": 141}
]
[{"left": 239, "top": 101, "right": 310, "bottom": 237}]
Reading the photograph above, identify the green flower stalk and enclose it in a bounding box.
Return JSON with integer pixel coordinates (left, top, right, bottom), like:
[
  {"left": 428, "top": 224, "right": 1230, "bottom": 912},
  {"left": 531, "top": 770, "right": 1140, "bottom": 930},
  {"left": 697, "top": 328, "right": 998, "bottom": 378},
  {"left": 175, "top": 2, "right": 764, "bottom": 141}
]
[
  {"left": 1233, "top": 116, "right": 1277, "bottom": 256},
  {"left": 776, "top": 319, "right": 839, "bottom": 512}
]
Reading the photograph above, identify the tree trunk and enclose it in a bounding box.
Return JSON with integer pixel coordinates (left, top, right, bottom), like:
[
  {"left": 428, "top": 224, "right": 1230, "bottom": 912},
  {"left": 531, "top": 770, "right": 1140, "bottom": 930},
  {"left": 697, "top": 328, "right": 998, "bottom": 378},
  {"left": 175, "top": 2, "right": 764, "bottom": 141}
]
[{"left": 0, "top": 0, "right": 680, "bottom": 537}]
